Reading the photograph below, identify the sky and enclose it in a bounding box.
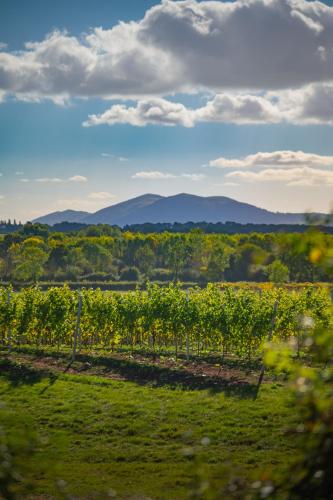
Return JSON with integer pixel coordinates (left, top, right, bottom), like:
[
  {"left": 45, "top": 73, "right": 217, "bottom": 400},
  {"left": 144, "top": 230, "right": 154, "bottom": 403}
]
[{"left": 1, "top": 0, "right": 333, "bottom": 222}]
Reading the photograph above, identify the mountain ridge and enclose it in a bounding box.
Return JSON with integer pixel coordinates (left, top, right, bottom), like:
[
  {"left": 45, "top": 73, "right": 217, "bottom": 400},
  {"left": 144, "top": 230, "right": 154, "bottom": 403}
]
[
  {"left": 32, "top": 193, "right": 327, "bottom": 226},
  {"left": 33, "top": 209, "right": 90, "bottom": 226}
]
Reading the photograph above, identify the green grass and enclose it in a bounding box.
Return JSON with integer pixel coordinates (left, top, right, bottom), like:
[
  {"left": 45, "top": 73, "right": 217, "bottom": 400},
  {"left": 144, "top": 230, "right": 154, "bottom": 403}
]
[{"left": 0, "top": 357, "right": 300, "bottom": 499}]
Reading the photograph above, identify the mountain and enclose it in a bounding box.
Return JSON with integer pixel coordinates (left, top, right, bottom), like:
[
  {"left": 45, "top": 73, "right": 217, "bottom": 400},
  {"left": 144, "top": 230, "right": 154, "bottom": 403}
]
[
  {"left": 83, "top": 194, "right": 163, "bottom": 225},
  {"left": 33, "top": 210, "right": 89, "bottom": 225},
  {"left": 33, "top": 193, "right": 325, "bottom": 226}
]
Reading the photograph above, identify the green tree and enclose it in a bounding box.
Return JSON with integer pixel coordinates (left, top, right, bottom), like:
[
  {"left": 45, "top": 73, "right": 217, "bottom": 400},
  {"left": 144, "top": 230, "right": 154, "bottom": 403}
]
[
  {"left": 133, "top": 245, "right": 156, "bottom": 276},
  {"left": 10, "top": 241, "right": 48, "bottom": 282},
  {"left": 0, "top": 258, "right": 5, "bottom": 281},
  {"left": 81, "top": 241, "right": 114, "bottom": 273},
  {"left": 164, "top": 236, "right": 189, "bottom": 281},
  {"left": 267, "top": 259, "right": 290, "bottom": 284},
  {"left": 206, "top": 243, "right": 232, "bottom": 281}
]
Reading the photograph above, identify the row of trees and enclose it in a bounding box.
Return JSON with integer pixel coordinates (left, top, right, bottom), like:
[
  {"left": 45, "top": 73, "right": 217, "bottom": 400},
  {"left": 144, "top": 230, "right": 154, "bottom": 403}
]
[
  {"left": 0, "top": 220, "right": 23, "bottom": 234},
  {"left": 0, "top": 225, "right": 332, "bottom": 283}
]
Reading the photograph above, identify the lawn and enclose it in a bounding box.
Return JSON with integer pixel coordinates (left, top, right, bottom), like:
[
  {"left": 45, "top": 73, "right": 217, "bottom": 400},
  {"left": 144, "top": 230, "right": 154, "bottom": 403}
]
[{"left": 0, "top": 353, "right": 300, "bottom": 499}]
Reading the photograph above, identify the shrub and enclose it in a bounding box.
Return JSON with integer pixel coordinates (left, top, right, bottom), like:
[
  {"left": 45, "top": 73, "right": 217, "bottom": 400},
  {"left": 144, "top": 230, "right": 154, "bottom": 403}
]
[
  {"left": 119, "top": 266, "right": 141, "bottom": 281},
  {"left": 150, "top": 268, "right": 174, "bottom": 282}
]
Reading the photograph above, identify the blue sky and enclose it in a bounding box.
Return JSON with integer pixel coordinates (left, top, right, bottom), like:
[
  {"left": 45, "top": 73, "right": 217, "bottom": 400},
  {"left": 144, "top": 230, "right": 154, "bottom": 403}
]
[{"left": 1, "top": 0, "right": 333, "bottom": 221}]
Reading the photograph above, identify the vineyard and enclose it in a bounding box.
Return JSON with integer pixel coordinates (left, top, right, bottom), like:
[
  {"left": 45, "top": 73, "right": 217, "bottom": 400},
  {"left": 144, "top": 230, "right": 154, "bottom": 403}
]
[{"left": 1, "top": 284, "right": 331, "bottom": 359}]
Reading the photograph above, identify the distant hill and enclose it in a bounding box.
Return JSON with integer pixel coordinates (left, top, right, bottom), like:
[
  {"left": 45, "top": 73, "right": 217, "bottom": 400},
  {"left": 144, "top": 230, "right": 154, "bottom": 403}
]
[
  {"left": 33, "top": 193, "right": 326, "bottom": 226},
  {"left": 84, "top": 194, "right": 163, "bottom": 225},
  {"left": 34, "top": 210, "right": 89, "bottom": 225}
]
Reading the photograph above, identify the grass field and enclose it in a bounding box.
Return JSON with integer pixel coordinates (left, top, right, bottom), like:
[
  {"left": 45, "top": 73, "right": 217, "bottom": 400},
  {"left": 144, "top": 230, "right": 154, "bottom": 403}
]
[{"left": 0, "top": 351, "right": 301, "bottom": 499}]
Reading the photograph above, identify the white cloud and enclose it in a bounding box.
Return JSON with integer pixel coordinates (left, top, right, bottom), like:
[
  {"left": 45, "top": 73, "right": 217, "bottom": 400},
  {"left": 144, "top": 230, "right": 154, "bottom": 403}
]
[
  {"left": 209, "top": 149, "right": 333, "bottom": 187},
  {"left": 273, "top": 83, "right": 333, "bottom": 125},
  {"left": 84, "top": 99, "right": 195, "bottom": 127},
  {"left": 68, "top": 175, "right": 87, "bottom": 183},
  {"left": 132, "top": 171, "right": 177, "bottom": 179},
  {"left": 84, "top": 94, "right": 282, "bottom": 127},
  {"left": 35, "top": 177, "right": 63, "bottom": 183},
  {"left": 34, "top": 175, "right": 87, "bottom": 183},
  {"left": 101, "top": 153, "right": 129, "bottom": 161},
  {"left": 20, "top": 178, "right": 30, "bottom": 183},
  {"left": 15, "top": 171, "right": 24, "bottom": 176},
  {"left": 290, "top": 9, "right": 323, "bottom": 34},
  {"left": 100, "top": 151, "right": 129, "bottom": 163},
  {"left": 182, "top": 173, "right": 206, "bottom": 181},
  {"left": 132, "top": 170, "right": 205, "bottom": 181},
  {"left": 194, "top": 93, "right": 282, "bottom": 125},
  {"left": 2, "top": 0, "right": 333, "bottom": 103},
  {"left": 88, "top": 191, "right": 115, "bottom": 200},
  {"left": 84, "top": 84, "right": 333, "bottom": 128},
  {"left": 226, "top": 166, "right": 333, "bottom": 187},
  {"left": 210, "top": 150, "right": 333, "bottom": 169},
  {"left": 223, "top": 181, "right": 239, "bottom": 187}
]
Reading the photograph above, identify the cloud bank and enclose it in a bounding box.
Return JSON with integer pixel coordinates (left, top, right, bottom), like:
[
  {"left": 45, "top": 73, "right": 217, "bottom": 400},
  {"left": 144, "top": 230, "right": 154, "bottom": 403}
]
[
  {"left": 83, "top": 93, "right": 282, "bottom": 127},
  {"left": 209, "top": 150, "right": 333, "bottom": 169},
  {"left": 1, "top": 0, "right": 333, "bottom": 103},
  {"left": 226, "top": 166, "right": 333, "bottom": 187},
  {"left": 84, "top": 99, "right": 195, "bottom": 127},
  {"left": 208, "top": 150, "right": 333, "bottom": 187},
  {"left": 83, "top": 83, "right": 333, "bottom": 127}
]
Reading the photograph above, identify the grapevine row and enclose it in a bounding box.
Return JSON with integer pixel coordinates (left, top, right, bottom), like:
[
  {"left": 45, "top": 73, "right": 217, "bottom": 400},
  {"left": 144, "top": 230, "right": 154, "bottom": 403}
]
[{"left": 0, "top": 284, "right": 331, "bottom": 359}]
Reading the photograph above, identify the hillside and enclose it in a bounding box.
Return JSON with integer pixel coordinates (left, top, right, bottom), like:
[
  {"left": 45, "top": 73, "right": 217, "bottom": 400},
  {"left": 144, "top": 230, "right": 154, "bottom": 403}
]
[
  {"left": 34, "top": 209, "right": 89, "bottom": 225},
  {"left": 84, "top": 193, "right": 163, "bottom": 225},
  {"left": 33, "top": 193, "right": 325, "bottom": 226}
]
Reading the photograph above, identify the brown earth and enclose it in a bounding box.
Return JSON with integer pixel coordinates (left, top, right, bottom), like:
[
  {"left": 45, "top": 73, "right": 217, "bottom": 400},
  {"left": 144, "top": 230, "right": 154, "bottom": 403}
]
[{"left": 1, "top": 349, "right": 273, "bottom": 397}]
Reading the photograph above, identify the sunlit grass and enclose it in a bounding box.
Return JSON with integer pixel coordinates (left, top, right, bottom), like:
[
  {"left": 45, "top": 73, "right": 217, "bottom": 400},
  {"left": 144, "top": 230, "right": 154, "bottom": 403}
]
[{"left": 0, "top": 357, "right": 301, "bottom": 499}]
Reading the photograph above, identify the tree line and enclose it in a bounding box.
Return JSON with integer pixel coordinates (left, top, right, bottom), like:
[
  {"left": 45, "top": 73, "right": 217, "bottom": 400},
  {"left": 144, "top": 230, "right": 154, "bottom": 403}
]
[
  {"left": 0, "top": 223, "right": 332, "bottom": 284},
  {"left": 2, "top": 220, "right": 333, "bottom": 235}
]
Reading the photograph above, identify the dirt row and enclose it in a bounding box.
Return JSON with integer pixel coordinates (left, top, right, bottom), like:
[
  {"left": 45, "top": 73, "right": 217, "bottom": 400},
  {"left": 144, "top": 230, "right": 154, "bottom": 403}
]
[{"left": 1, "top": 349, "right": 271, "bottom": 397}]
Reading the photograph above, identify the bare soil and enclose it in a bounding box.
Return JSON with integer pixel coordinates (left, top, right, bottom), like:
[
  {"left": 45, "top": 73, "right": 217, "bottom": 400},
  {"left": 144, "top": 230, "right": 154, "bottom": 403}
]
[{"left": 1, "top": 349, "right": 267, "bottom": 397}]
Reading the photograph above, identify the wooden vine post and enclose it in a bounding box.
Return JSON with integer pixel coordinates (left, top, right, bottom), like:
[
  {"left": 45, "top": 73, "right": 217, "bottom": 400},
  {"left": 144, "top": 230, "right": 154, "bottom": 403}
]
[
  {"left": 7, "top": 289, "right": 12, "bottom": 353},
  {"left": 72, "top": 292, "right": 82, "bottom": 362},
  {"left": 186, "top": 289, "right": 190, "bottom": 361},
  {"left": 257, "top": 300, "right": 278, "bottom": 393}
]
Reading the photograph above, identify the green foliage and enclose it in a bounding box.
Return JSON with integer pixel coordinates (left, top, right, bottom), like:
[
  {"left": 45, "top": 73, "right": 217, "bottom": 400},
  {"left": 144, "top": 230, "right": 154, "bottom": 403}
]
[
  {"left": 265, "top": 326, "right": 333, "bottom": 499},
  {"left": 120, "top": 266, "right": 141, "bottom": 281},
  {"left": 0, "top": 257, "right": 5, "bottom": 279},
  {"left": 0, "top": 285, "right": 331, "bottom": 359},
  {"left": 1, "top": 228, "right": 333, "bottom": 283},
  {"left": 150, "top": 268, "right": 174, "bottom": 281},
  {"left": 164, "top": 235, "right": 190, "bottom": 280},
  {"left": 267, "top": 259, "right": 290, "bottom": 284},
  {"left": 133, "top": 245, "right": 156, "bottom": 275},
  {"left": 9, "top": 239, "right": 48, "bottom": 282}
]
